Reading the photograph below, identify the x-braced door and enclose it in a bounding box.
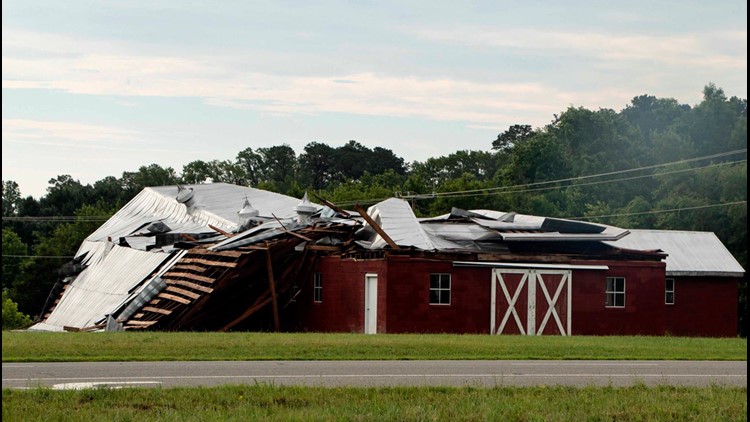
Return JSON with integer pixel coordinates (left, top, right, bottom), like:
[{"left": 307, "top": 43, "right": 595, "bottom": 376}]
[{"left": 490, "top": 269, "right": 572, "bottom": 336}]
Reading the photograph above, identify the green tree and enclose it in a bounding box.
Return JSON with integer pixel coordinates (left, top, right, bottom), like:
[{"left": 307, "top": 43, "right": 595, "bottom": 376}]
[
  {"left": 492, "top": 124, "right": 533, "bottom": 151},
  {"left": 2, "top": 180, "right": 22, "bottom": 217},
  {"left": 299, "top": 142, "right": 337, "bottom": 190},
  {"left": 121, "top": 164, "right": 180, "bottom": 197},
  {"left": 2, "top": 228, "right": 28, "bottom": 292}
]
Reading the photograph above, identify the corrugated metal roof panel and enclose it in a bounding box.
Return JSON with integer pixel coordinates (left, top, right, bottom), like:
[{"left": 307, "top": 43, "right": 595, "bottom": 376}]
[
  {"left": 33, "top": 246, "right": 176, "bottom": 330},
  {"left": 83, "top": 183, "right": 304, "bottom": 250},
  {"left": 606, "top": 229, "right": 745, "bottom": 276},
  {"left": 367, "top": 198, "right": 462, "bottom": 250}
]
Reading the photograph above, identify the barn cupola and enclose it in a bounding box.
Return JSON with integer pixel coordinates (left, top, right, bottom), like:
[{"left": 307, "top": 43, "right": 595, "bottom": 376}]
[
  {"left": 176, "top": 185, "right": 196, "bottom": 209},
  {"left": 295, "top": 192, "right": 316, "bottom": 224},
  {"left": 237, "top": 196, "right": 259, "bottom": 232}
]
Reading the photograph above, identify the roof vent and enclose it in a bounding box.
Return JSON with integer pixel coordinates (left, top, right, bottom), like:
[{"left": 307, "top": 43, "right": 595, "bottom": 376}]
[
  {"left": 176, "top": 185, "right": 195, "bottom": 207},
  {"left": 295, "top": 192, "right": 317, "bottom": 224},
  {"left": 238, "top": 197, "right": 259, "bottom": 218},
  {"left": 237, "top": 196, "right": 260, "bottom": 231}
]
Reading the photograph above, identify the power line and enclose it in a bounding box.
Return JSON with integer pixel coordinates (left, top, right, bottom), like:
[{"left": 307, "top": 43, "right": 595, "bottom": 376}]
[
  {"left": 430, "top": 160, "right": 746, "bottom": 200},
  {"left": 2, "top": 255, "right": 75, "bottom": 259},
  {"left": 2, "top": 216, "right": 110, "bottom": 222},
  {"left": 334, "top": 149, "right": 747, "bottom": 206},
  {"left": 571, "top": 200, "right": 747, "bottom": 220},
  {"left": 334, "top": 157, "right": 747, "bottom": 206},
  {"left": 410, "top": 148, "right": 748, "bottom": 199}
]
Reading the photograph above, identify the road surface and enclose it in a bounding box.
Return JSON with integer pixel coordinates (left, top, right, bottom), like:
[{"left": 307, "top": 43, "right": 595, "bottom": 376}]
[{"left": 3, "top": 360, "right": 746, "bottom": 389}]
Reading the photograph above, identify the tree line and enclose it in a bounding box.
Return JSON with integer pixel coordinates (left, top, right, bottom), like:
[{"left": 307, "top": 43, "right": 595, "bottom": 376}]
[{"left": 2, "top": 83, "right": 747, "bottom": 334}]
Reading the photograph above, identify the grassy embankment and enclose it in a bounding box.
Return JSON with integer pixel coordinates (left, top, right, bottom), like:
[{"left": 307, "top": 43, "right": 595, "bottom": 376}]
[
  {"left": 3, "top": 332, "right": 746, "bottom": 420},
  {"left": 2, "top": 331, "right": 746, "bottom": 362},
  {"left": 2, "top": 384, "right": 746, "bottom": 421}
]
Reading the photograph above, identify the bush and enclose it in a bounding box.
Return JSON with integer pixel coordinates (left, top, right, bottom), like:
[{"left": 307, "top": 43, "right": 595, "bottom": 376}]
[{"left": 2, "top": 291, "right": 33, "bottom": 330}]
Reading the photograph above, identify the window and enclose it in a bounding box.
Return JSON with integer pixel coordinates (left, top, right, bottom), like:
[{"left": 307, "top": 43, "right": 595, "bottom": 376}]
[
  {"left": 665, "top": 278, "right": 675, "bottom": 305},
  {"left": 605, "top": 277, "right": 625, "bottom": 308},
  {"left": 313, "top": 273, "right": 322, "bottom": 303},
  {"left": 430, "top": 273, "right": 451, "bottom": 305}
]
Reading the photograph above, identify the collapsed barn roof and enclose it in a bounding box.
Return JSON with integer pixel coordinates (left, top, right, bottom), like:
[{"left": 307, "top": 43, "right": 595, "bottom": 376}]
[{"left": 28, "top": 183, "right": 741, "bottom": 332}]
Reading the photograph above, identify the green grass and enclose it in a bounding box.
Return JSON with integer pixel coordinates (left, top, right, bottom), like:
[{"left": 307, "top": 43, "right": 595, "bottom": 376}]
[
  {"left": 2, "top": 384, "right": 746, "bottom": 421},
  {"left": 2, "top": 331, "right": 746, "bottom": 362}
]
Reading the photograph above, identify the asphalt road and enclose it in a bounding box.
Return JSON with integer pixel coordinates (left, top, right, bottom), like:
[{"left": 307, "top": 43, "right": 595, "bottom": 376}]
[{"left": 3, "top": 360, "right": 746, "bottom": 389}]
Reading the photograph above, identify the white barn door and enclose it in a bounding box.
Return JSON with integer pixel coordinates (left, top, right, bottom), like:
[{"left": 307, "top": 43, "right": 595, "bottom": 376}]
[
  {"left": 491, "top": 269, "right": 572, "bottom": 336},
  {"left": 364, "top": 273, "right": 378, "bottom": 334}
]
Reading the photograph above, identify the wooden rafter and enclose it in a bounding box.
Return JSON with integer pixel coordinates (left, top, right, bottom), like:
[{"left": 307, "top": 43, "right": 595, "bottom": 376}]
[{"left": 353, "top": 204, "right": 400, "bottom": 249}]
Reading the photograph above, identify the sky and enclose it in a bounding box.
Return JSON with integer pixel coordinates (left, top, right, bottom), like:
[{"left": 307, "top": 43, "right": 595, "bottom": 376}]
[{"left": 2, "top": 1, "right": 747, "bottom": 199}]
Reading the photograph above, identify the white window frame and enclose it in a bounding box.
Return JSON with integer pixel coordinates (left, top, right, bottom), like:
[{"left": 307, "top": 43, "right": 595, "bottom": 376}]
[
  {"left": 429, "top": 273, "right": 451, "bottom": 305},
  {"left": 665, "top": 278, "right": 675, "bottom": 305},
  {"left": 605, "top": 277, "right": 626, "bottom": 308},
  {"left": 313, "top": 272, "right": 322, "bottom": 303}
]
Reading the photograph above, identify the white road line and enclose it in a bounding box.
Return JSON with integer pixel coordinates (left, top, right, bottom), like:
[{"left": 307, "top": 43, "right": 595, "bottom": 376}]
[
  {"left": 52, "top": 381, "right": 162, "bottom": 390},
  {"left": 510, "top": 363, "right": 660, "bottom": 366},
  {"left": 4, "top": 373, "right": 746, "bottom": 382}
]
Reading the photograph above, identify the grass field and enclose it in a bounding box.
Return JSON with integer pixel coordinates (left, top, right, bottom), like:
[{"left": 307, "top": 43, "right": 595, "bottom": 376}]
[
  {"left": 2, "top": 384, "right": 746, "bottom": 421},
  {"left": 3, "top": 332, "right": 746, "bottom": 420},
  {"left": 2, "top": 331, "right": 746, "bottom": 362}
]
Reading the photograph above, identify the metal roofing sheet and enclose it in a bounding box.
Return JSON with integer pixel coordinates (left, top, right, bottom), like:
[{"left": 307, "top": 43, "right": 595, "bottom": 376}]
[
  {"left": 500, "top": 227, "right": 629, "bottom": 242},
  {"left": 84, "top": 183, "right": 305, "bottom": 248},
  {"left": 367, "top": 198, "right": 461, "bottom": 250},
  {"left": 605, "top": 229, "right": 745, "bottom": 276},
  {"left": 419, "top": 209, "right": 628, "bottom": 241},
  {"left": 33, "top": 245, "right": 176, "bottom": 330}
]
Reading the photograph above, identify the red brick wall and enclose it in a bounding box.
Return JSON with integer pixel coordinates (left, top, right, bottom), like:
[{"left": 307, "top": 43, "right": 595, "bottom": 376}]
[
  {"left": 288, "top": 255, "right": 738, "bottom": 337},
  {"left": 286, "top": 256, "right": 386, "bottom": 333},
  {"left": 384, "top": 256, "right": 491, "bottom": 334},
  {"left": 664, "top": 276, "right": 739, "bottom": 337},
  {"left": 570, "top": 260, "right": 667, "bottom": 335}
]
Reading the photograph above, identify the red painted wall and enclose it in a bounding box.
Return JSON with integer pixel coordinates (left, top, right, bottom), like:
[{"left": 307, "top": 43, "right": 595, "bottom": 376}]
[
  {"left": 664, "top": 276, "right": 739, "bottom": 337},
  {"left": 289, "top": 255, "right": 738, "bottom": 337},
  {"left": 285, "top": 256, "right": 386, "bottom": 333},
  {"left": 384, "top": 256, "right": 491, "bottom": 334},
  {"left": 570, "top": 260, "right": 667, "bottom": 335}
]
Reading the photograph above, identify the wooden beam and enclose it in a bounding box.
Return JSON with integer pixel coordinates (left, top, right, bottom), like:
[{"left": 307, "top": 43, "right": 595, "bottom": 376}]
[
  {"left": 188, "top": 249, "right": 243, "bottom": 258},
  {"left": 142, "top": 306, "right": 173, "bottom": 316},
  {"left": 166, "top": 279, "right": 214, "bottom": 294},
  {"left": 236, "top": 245, "right": 272, "bottom": 251},
  {"left": 311, "top": 193, "right": 351, "bottom": 217},
  {"left": 209, "top": 224, "right": 234, "bottom": 237},
  {"left": 180, "top": 258, "right": 237, "bottom": 268},
  {"left": 305, "top": 245, "right": 342, "bottom": 251},
  {"left": 353, "top": 204, "right": 400, "bottom": 250},
  {"left": 266, "top": 248, "right": 280, "bottom": 332},
  {"left": 169, "top": 264, "right": 208, "bottom": 273},
  {"left": 157, "top": 292, "right": 191, "bottom": 305},
  {"left": 163, "top": 271, "right": 215, "bottom": 284},
  {"left": 126, "top": 320, "right": 158, "bottom": 327},
  {"left": 271, "top": 213, "right": 314, "bottom": 242},
  {"left": 165, "top": 286, "right": 201, "bottom": 300}
]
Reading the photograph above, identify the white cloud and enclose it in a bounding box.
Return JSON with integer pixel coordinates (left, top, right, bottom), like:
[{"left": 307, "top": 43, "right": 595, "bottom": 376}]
[
  {"left": 1, "top": 27, "right": 647, "bottom": 129},
  {"left": 407, "top": 27, "right": 747, "bottom": 71},
  {"left": 2, "top": 118, "right": 141, "bottom": 146}
]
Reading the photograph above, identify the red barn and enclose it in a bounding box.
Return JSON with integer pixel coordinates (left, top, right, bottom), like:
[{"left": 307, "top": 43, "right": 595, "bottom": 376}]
[{"left": 31, "top": 184, "right": 744, "bottom": 337}]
